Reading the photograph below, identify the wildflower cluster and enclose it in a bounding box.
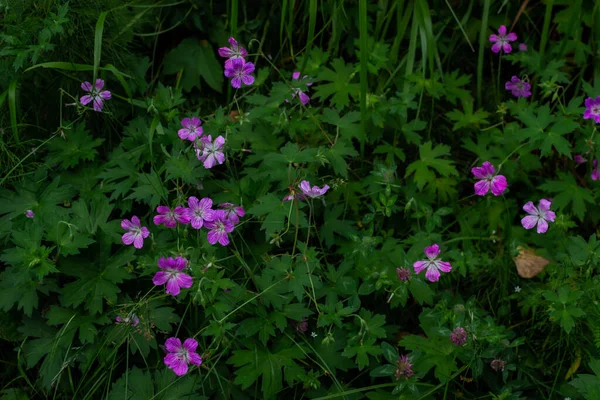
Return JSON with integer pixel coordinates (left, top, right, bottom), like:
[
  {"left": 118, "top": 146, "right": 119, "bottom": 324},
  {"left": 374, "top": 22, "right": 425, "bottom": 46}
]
[{"left": 218, "top": 37, "right": 255, "bottom": 88}]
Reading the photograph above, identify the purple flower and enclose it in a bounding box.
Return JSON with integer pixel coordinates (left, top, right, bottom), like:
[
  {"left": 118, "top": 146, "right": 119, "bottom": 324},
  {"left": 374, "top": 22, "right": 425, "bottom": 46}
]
[
  {"left": 204, "top": 210, "right": 234, "bottom": 246},
  {"left": 584, "top": 97, "right": 600, "bottom": 123},
  {"left": 121, "top": 216, "right": 150, "bottom": 249},
  {"left": 153, "top": 206, "right": 190, "bottom": 228},
  {"left": 395, "top": 355, "right": 414, "bottom": 380},
  {"left": 296, "top": 318, "right": 309, "bottom": 333},
  {"left": 219, "top": 202, "right": 245, "bottom": 225},
  {"left": 396, "top": 267, "right": 411, "bottom": 282},
  {"left": 490, "top": 359, "right": 506, "bottom": 372},
  {"left": 218, "top": 37, "right": 248, "bottom": 69},
  {"left": 290, "top": 71, "right": 312, "bottom": 105},
  {"left": 574, "top": 154, "right": 587, "bottom": 164},
  {"left": 593, "top": 159, "right": 600, "bottom": 181},
  {"left": 116, "top": 314, "right": 139, "bottom": 327},
  {"left": 196, "top": 135, "right": 226, "bottom": 169},
  {"left": 283, "top": 192, "right": 307, "bottom": 202},
  {"left": 471, "top": 161, "right": 508, "bottom": 196},
  {"left": 299, "top": 180, "right": 330, "bottom": 198},
  {"left": 152, "top": 256, "right": 193, "bottom": 296},
  {"left": 178, "top": 118, "right": 203, "bottom": 141},
  {"left": 521, "top": 199, "right": 556, "bottom": 234},
  {"left": 505, "top": 76, "right": 531, "bottom": 98},
  {"left": 164, "top": 337, "right": 202, "bottom": 376},
  {"left": 413, "top": 244, "right": 452, "bottom": 283},
  {"left": 183, "top": 196, "right": 214, "bottom": 229},
  {"left": 450, "top": 327, "right": 467, "bottom": 346},
  {"left": 25, "top": 210, "right": 35, "bottom": 218},
  {"left": 80, "top": 79, "right": 112, "bottom": 112},
  {"left": 224, "top": 58, "right": 255, "bottom": 89},
  {"left": 489, "top": 25, "right": 517, "bottom": 53},
  {"left": 518, "top": 43, "right": 528, "bottom": 51}
]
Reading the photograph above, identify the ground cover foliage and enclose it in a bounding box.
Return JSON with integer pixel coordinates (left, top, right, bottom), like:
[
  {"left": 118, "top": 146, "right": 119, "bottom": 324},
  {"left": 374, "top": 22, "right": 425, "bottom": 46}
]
[{"left": 2, "top": 0, "right": 600, "bottom": 399}]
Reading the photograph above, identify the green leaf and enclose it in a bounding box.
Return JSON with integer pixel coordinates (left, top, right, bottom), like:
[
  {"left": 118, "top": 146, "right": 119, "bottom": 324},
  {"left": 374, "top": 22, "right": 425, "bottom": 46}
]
[
  {"left": 314, "top": 58, "right": 359, "bottom": 109},
  {"left": 125, "top": 170, "right": 168, "bottom": 209},
  {"left": 370, "top": 364, "right": 397, "bottom": 377},
  {"left": 46, "top": 123, "right": 104, "bottom": 168},
  {"left": 405, "top": 142, "right": 458, "bottom": 190},
  {"left": 163, "top": 38, "right": 224, "bottom": 92},
  {"left": 539, "top": 172, "right": 594, "bottom": 221},
  {"left": 381, "top": 342, "right": 399, "bottom": 364}
]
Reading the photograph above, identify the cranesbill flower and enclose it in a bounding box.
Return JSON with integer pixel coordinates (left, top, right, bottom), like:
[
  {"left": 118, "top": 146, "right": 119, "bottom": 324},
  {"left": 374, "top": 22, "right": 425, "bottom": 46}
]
[
  {"left": 413, "top": 244, "right": 452, "bottom": 282},
  {"left": 450, "top": 327, "right": 467, "bottom": 346},
  {"left": 521, "top": 199, "right": 556, "bottom": 234},
  {"left": 25, "top": 210, "right": 35, "bottom": 218},
  {"left": 290, "top": 72, "right": 312, "bottom": 105},
  {"left": 574, "top": 154, "right": 587, "bottom": 164},
  {"left": 299, "top": 180, "right": 329, "bottom": 198},
  {"left": 584, "top": 97, "right": 600, "bottom": 123},
  {"left": 197, "top": 135, "right": 226, "bottom": 169},
  {"left": 164, "top": 337, "right": 202, "bottom": 376},
  {"left": 153, "top": 206, "right": 190, "bottom": 228},
  {"left": 518, "top": 43, "right": 527, "bottom": 52},
  {"left": 116, "top": 314, "right": 139, "bottom": 327},
  {"left": 219, "top": 202, "right": 245, "bottom": 225},
  {"left": 489, "top": 25, "right": 517, "bottom": 53},
  {"left": 184, "top": 196, "right": 214, "bottom": 229},
  {"left": 471, "top": 161, "right": 508, "bottom": 196},
  {"left": 218, "top": 37, "right": 248, "bottom": 69},
  {"left": 178, "top": 118, "right": 203, "bottom": 141},
  {"left": 121, "top": 216, "right": 150, "bottom": 249},
  {"left": 80, "top": 79, "right": 112, "bottom": 112},
  {"left": 224, "top": 58, "right": 255, "bottom": 89},
  {"left": 283, "top": 191, "right": 307, "bottom": 202},
  {"left": 593, "top": 159, "right": 600, "bottom": 181},
  {"left": 395, "top": 355, "right": 414, "bottom": 380},
  {"left": 152, "top": 256, "right": 193, "bottom": 296},
  {"left": 204, "top": 210, "right": 234, "bottom": 246},
  {"left": 396, "top": 267, "right": 411, "bottom": 282},
  {"left": 505, "top": 76, "right": 531, "bottom": 98}
]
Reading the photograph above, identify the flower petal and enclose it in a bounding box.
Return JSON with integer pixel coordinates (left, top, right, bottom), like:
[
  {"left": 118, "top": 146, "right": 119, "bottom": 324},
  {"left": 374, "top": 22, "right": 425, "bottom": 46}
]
[
  {"left": 498, "top": 25, "right": 507, "bottom": 36},
  {"left": 522, "top": 201, "right": 538, "bottom": 215},
  {"left": 424, "top": 244, "right": 440, "bottom": 259},
  {"left": 176, "top": 273, "right": 193, "bottom": 289},
  {"left": 81, "top": 81, "right": 93, "bottom": 91},
  {"left": 536, "top": 218, "right": 549, "bottom": 234},
  {"left": 413, "top": 260, "right": 428, "bottom": 274},
  {"left": 94, "top": 79, "right": 105, "bottom": 91},
  {"left": 80, "top": 95, "right": 93, "bottom": 105},
  {"left": 165, "top": 337, "right": 182, "bottom": 353},
  {"left": 474, "top": 180, "right": 491, "bottom": 196},
  {"left": 521, "top": 215, "right": 538, "bottom": 230},
  {"left": 171, "top": 358, "right": 189, "bottom": 376},
  {"left": 166, "top": 277, "right": 182, "bottom": 296},
  {"left": 183, "top": 338, "right": 198, "bottom": 352},
  {"left": 538, "top": 199, "right": 552, "bottom": 212},
  {"left": 490, "top": 175, "right": 508, "bottom": 196},
  {"left": 133, "top": 234, "right": 144, "bottom": 249},
  {"left": 425, "top": 266, "right": 441, "bottom": 282},
  {"left": 122, "top": 232, "right": 136, "bottom": 245},
  {"left": 436, "top": 261, "right": 452, "bottom": 273},
  {"left": 121, "top": 218, "right": 135, "bottom": 230},
  {"left": 188, "top": 352, "right": 202, "bottom": 366},
  {"left": 152, "top": 271, "right": 169, "bottom": 285}
]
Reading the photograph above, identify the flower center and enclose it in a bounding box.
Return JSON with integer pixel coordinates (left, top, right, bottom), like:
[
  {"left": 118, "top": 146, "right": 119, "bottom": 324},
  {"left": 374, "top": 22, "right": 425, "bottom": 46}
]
[
  {"left": 592, "top": 105, "right": 600, "bottom": 115},
  {"left": 217, "top": 221, "right": 225, "bottom": 232}
]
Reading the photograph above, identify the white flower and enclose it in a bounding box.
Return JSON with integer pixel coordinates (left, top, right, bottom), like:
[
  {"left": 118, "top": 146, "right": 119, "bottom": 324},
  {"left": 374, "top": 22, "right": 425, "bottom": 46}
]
[
  {"left": 310, "top": 332, "right": 317, "bottom": 338},
  {"left": 514, "top": 286, "right": 521, "bottom": 293}
]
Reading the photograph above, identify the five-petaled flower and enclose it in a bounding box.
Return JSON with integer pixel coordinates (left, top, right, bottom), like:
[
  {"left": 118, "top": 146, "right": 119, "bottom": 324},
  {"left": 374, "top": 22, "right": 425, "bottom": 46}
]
[
  {"left": 290, "top": 71, "right": 312, "bottom": 105},
  {"left": 489, "top": 25, "right": 517, "bottom": 53},
  {"left": 299, "top": 180, "right": 330, "bottom": 198},
  {"left": 592, "top": 159, "right": 600, "bottom": 181},
  {"left": 164, "top": 337, "right": 202, "bottom": 376},
  {"left": 505, "top": 76, "right": 531, "bottom": 98},
  {"left": 178, "top": 117, "right": 203, "bottom": 141},
  {"left": 218, "top": 37, "right": 248, "bottom": 69},
  {"left": 152, "top": 256, "right": 193, "bottom": 296},
  {"left": 183, "top": 196, "right": 214, "bottom": 229},
  {"left": 121, "top": 216, "right": 150, "bottom": 249},
  {"left": 521, "top": 199, "right": 556, "bottom": 234},
  {"left": 196, "top": 135, "right": 226, "bottom": 169},
  {"left": 25, "top": 210, "right": 35, "bottom": 218},
  {"left": 80, "top": 79, "right": 112, "bottom": 112},
  {"left": 413, "top": 244, "right": 452, "bottom": 282},
  {"left": 224, "top": 58, "right": 255, "bottom": 89},
  {"left": 153, "top": 205, "right": 190, "bottom": 228},
  {"left": 219, "top": 202, "right": 245, "bottom": 225},
  {"left": 205, "top": 210, "right": 235, "bottom": 246},
  {"left": 471, "top": 161, "right": 508, "bottom": 196},
  {"left": 584, "top": 96, "right": 600, "bottom": 123}
]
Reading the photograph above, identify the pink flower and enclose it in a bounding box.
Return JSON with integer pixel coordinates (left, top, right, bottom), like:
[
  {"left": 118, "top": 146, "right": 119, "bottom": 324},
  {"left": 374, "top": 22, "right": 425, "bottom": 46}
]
[
  {"left": 584, "top": 97, "right": 600, "bottom": 123},
  {"left": 218, "top": 37, "right": 248, "bottom": 69},
  {"left": 178, "top": 118, "right": 203, "bottom": 141},
  {"left": 593, "top": 159, "right": 600, "bottom": 181},
  {"left": 80, "top": 79, "right": 112, "bottom": 112},
  {"left": 505, "top": 76, "right": 531, "bottom": 98},
  {"left": 121, "top": 216, "right": 150, "bottom": 249},
  {"left": 219, "top": 202, "right": 245, "bottom": 225},
  {"left": 25, "top": 210, "right": 35, "bottom": 218},
  {"left": 413, "top": 244, "right": 452, "bottom": 282},
  {"left": 489, "top": 25, "right": 517, "bottom": 53},
  {"left": 204, "top": 210, "right": 234, "bottom": 246},
  {"left": 299, "top": 180, "right": 329, "bottom": 198},
  {"left": 283, "top": 192, "right": 307, "bottom": 202},
  {"left": 152, "top": 256, "right": 193, "bottom": 296},
  {"left": 574, "top": 154, "right": 587, "bottom": 164},
  {"left": 471, "top": 161, "right": 508, "bottom": 196},
  {"left": 183, "top": 196, "right": 214, "bottom": 229},
  {"left": 521, "top": 199, "right": 556, "bottom": 234},
  {"left": 164, "top": 337, "right": 202, "bottom": 376},
  {"left": 450, "top": 327, "right": 467, "bottom": 346},
  {"left": 224, "top": 58, "right": 255, "bottom": 89},
  {"left": 196, "top": 135, "right": 226, "bottom": 169},
  {"left": 289, "top": 71, "right": 312, "bottom": 105},
  {"left": 518, "top": 43, "right": 527, "bottom": 51},
  {"left": 396, "top": 267, "right": 411, "bottom": 282},
  {"left": 116, "top": 314, "right": 139, "bottom": 327},
  {"left": 153, "top": 206, "right": 190, "bottom": 228},
  {"left": 395, "top": 355, "right": 414, "bottom": 380}
]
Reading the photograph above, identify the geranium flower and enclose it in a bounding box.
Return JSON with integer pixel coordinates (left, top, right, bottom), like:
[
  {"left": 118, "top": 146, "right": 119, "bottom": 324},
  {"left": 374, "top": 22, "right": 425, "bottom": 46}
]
[
  {"left": 204, "top": 210, "right": 234, "bottom": 246},
  {"left": 299, "top": 180, "right": 329, "bottom": 198},
  {"left": 471, "top": 161, "right": 508, "bottom": 196},
  {"left": 153, "top": 206, "right": 190, "bottom": 228},
  {"left": 80, "top": 79, "right": 112, "bottom": 111},
  {"left": 489, "top": 25, "right": 517, "bottom": 53},
  {"left": 121, "top": 216, "right": 150, "bottom": 249},
  {"left": 178, "top": 118, "right": 203, "bottom": 141},
  {"left": 574, "top": 154, "right": 587, "bottom": 164},
  {"left": 505, "top": 76, "right": 531, "bottom": 98},
  {"left": 413, "top": 244, "right": 452, "bottom": 282},
  {"left": 289, "top": 71, "right": 312, "bottom": 105},
  {"left": 593, "top": 159, "right": 600, "bottom": 181},
  {"left": 197, "top": 135, "right": 226, "bottom": 169},
  {"left": 116, "top": 314, "right": 139, "bottom": 327},
  {"left": 584, "top": 96, "right": 600, "bottom": 123},
  {"left": 518, "top": 43, "right": 527, "bottom": 51},
  {"left": 152, "top": 256, "right": 193, "bottom": 296},
  {"left": 164, "top": 337, "right": 202, "bottom": 376},
  {"left": 183, "top": 196, "right": 214, "bottom": 229},
  {"left": 218, "top": 37, "right": 248, "bottom": 69},
  {"left": 224, "top": 58, "right": 255, "bottom": 89},
  {"left": 25, "top": 210, "right": 35, "bottom": 218},
  {"left": 219, "top": 202, "right": 245, "bottom": 225},
  {"left": 521, "top": 199, "right": 556, "bottom": 234}
]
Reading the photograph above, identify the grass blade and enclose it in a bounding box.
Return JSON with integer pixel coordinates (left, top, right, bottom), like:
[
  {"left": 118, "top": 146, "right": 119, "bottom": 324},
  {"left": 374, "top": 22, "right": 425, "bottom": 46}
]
[
  {"left": 93, "top": 11, "right": 109, "bottom": 82},
  {"left": 359, "top": 0, "right": 368, "bottom": 158},
  {"left": 477, "top": 0, "right": 491, "bottom": 107},
  {"left": 8, "top": 80, "right": 18, "bottom": 144}
]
